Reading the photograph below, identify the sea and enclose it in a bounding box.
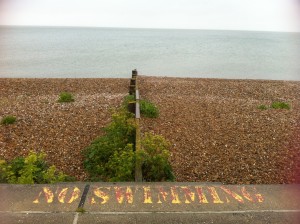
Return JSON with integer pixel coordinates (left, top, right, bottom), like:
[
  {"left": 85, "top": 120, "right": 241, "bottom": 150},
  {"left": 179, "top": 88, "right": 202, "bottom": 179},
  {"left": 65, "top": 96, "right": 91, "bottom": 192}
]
[{"left": 0, "top": 26, "right": 299, "bottom": 80}]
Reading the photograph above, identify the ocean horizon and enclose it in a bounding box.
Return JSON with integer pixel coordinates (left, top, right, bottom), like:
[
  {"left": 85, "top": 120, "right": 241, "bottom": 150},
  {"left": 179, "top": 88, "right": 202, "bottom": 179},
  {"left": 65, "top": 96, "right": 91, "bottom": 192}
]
[{"left": 0, "top": 26, "right": 299, "bottom": 80}]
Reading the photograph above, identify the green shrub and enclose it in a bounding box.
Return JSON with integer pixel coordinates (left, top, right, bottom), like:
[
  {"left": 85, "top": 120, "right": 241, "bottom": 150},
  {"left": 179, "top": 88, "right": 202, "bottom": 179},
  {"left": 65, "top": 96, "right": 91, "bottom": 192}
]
[
  {"left": 258, "top": 105, "right": 268, "bottom": 110},
  {"left": 83, "top": 109, "right": 136, "bottom": 181},
  {"left": 1, "top": 115, "right": 16, "bottom": 125},
  {"left": 0, "top": 160, "right": 8, "bottom": 182},
  {"left": 107, "top": 144, "right": 135, "bottom": 182},
  {"left": 58, "top": 92, "right": 75, "bottom": 103},
  {"left": 123, "top": 95, "right": 159, "bottom": 118},
  {"left": 123, "top": 95, "right": 135, "bottom": 106},
  {"left": 140, "top": 133, "right": 174, "bottom": 181},
  {"left": 140, "top": 100, "right": 159, "bottom": 118},
  {"left": 0, "top": 151, "right": 72, "bottom": 184},
  {"left": 271, "top": 101, "right": 290, "bottom": 109},
  {"left": 83, "top": 97, "right": 173, "bottom": 182}
]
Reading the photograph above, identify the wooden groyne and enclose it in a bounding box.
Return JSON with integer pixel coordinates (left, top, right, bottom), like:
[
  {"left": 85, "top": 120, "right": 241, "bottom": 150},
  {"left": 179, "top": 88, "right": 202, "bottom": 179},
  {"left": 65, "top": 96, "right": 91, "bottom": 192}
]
[{"left": 128, "top": 69, "right": 142, "bottom": 182}]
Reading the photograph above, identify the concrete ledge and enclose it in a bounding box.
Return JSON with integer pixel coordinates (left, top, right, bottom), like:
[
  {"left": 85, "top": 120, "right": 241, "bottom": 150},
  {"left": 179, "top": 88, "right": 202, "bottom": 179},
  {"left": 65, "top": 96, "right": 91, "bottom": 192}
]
[{"left": 0, "top": 183, "right": 299, "bottom": 223}]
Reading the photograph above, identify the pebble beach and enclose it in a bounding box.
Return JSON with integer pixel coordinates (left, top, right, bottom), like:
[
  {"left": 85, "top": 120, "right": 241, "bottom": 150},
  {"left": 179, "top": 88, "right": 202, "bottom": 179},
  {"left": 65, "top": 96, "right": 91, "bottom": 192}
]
[
  {"left": 0, "top": 78, "right": 128, "bottom": 180},
  {"left": 139, "top": 76, "right": 300, "bottom": 184},
  {"left": 1, "top": 77, "right": 299, "bottom": 184}
]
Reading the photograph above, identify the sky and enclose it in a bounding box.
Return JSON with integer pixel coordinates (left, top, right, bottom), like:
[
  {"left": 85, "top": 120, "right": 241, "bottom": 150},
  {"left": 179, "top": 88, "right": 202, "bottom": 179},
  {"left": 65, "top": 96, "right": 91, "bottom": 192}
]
[{"left": 0, "top": 0, "right": 299, "bottom": 32}]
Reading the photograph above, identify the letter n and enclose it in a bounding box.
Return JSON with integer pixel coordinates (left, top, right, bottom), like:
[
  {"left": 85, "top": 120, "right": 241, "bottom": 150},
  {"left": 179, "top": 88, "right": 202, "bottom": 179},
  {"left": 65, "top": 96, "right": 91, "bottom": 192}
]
[{"left": 33, "top": 187, "right": 54, "bottom": 204}]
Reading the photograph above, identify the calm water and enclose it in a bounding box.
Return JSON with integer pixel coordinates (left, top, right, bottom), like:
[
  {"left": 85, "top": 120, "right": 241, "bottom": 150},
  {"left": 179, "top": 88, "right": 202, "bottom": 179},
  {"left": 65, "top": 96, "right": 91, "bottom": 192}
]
[{"left": 0, "top": 26, "right": 299, "bottom": 80}]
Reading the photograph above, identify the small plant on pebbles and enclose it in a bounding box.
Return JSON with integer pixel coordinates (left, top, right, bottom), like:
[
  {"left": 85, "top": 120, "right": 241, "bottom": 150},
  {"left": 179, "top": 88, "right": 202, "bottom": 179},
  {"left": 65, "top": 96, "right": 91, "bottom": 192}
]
[
  {"left": 1, "top": 115, "right": 16, "bottom": 125},
  {"left": 123, "top": 95, "right": 159, "bottom": 118},
  {"left": 140, "top": 100, "right": 159, "bottom": 118},
  {"left": 123, "top": 95, "right": 135, "bottom": 105},
  {"left": 257, "top": 105, "right": 268, "bottom": 110},
  {"left": 58, "top": 92, "right": 75, "bottom": 103},
  {"left": 271, "top": 101, "right": 290, "bottom": 110}
]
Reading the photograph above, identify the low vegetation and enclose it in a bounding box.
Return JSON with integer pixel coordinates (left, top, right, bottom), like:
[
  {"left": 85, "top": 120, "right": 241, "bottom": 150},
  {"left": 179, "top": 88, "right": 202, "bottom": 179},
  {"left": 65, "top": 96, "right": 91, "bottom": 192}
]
[
  {"left": 76, "top": 207, "right": 86, "bottom": 213},
  {"left": 257, "top": 105, "right": 268, "bottom": 110},
  {"left": 0, "top": 151, "right": 72, "bottom": 184},
  {"left": 140, "top": 99, "right": 159, "bottom": 118},
  {"left": 124, "top": 95, "right": 159, "bottom": 118},
  {"left": 83, "top": 95, "right": 173, "bottom": 182},
  {"left": 58, "top": 92, "right": 75, "bottom": 103},
  {"left": 1, "top": 115, "right": 16, "bottom": 125},
  {"left": 258, "top": 101, "right": 290, "bottom": 110},
  {"left": 139, "top": 133, "right": 174, "bottom": 181},
  {"left": 271, "top": 101, "right": 290, "bottom": 109},
  {"left": 83, "top": 109, "right": 136, "bottom": 181},
  {"left": 124, "top": 94, "right": 135, "bottom": 105}
]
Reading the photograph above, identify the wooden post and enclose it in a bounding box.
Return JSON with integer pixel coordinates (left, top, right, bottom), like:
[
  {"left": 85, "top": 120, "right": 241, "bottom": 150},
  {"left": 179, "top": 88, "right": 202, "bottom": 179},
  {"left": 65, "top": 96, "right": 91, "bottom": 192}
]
[
  {"left": 134, "top": 76, "right": 142, "bottom": 182},
  {"left": 128, "top": 69, "right": 142, "bottom": 181},
  {"left": 129, "top": 85, "right": 135, "bottom": 95},
  {"left": 129, "top": 70, "right": 137, "bottom": 95},
  {"left": 130, "top": 78, "right": 136, "bottom": 86},
  {"left": 128, "top": 102, "right": 135, "bottom": 114},
  {"left": 132, "top": 69, "right": 138, "bottom": 78},
  {"left": 135, "top": 116, "right": 143, "bottom": 182}
]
